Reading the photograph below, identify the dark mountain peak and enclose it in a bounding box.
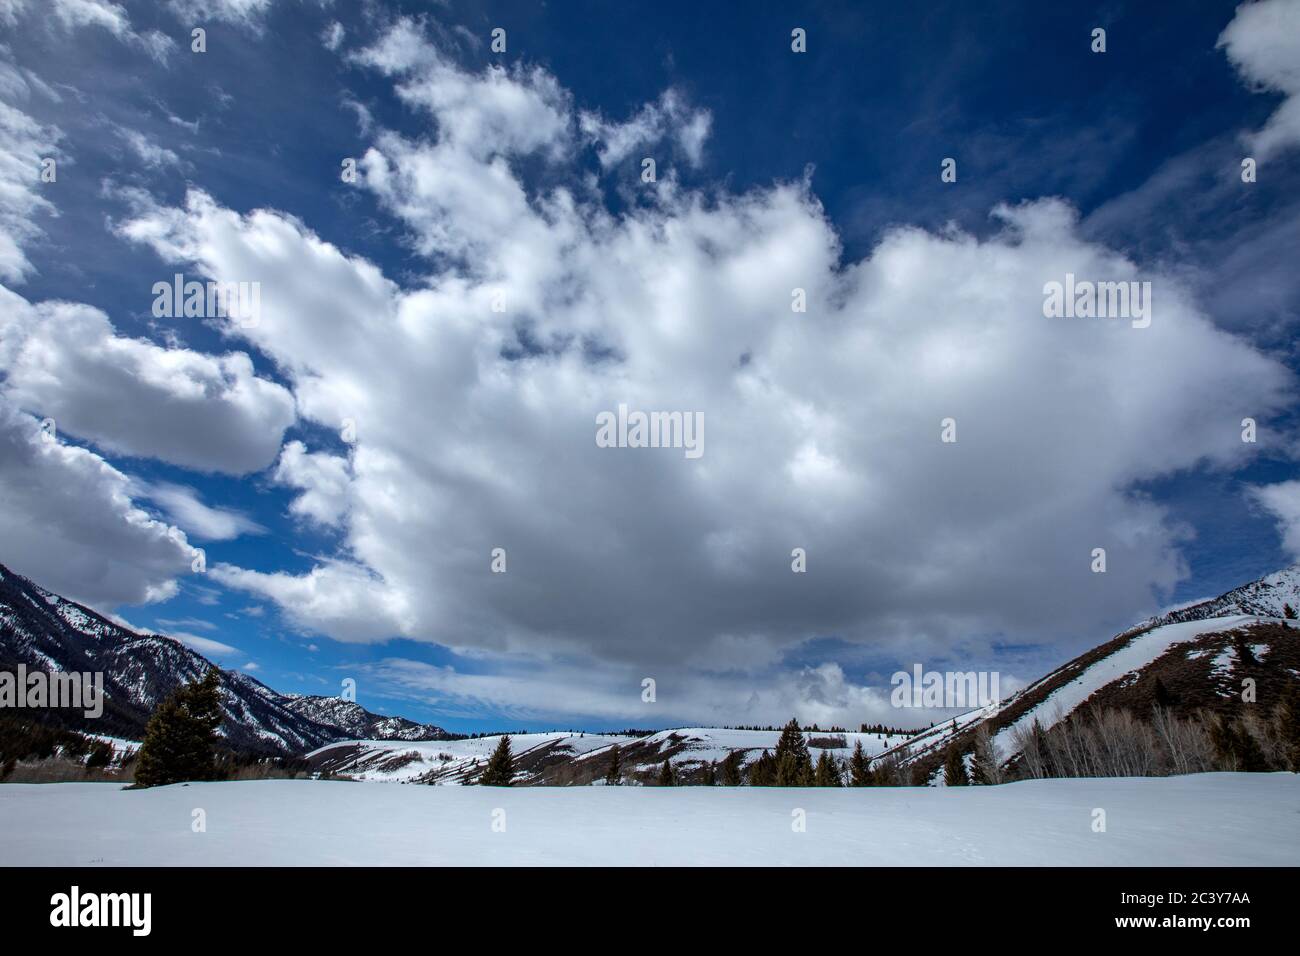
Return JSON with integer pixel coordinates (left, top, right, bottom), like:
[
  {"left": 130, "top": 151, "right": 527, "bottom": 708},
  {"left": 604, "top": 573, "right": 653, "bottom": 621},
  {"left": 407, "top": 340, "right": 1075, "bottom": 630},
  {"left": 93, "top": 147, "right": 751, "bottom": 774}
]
[{"left": 0, "top": 561, "right": 448, "bottom": 754}]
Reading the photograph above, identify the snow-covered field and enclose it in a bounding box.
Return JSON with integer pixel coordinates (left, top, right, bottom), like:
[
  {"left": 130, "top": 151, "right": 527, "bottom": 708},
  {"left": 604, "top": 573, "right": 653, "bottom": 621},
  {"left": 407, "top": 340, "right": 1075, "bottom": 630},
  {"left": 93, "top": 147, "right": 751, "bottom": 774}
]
[{"left": 1, "top": 773, "right": 1295, "bottom": 866}]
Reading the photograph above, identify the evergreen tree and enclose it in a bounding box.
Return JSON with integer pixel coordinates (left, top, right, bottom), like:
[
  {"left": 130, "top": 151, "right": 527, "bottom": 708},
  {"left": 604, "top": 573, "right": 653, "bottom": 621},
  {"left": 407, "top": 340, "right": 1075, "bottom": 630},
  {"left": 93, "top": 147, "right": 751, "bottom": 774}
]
[
  {"left": 1152, "top": 675, "right": 1174, "bottom": 708},
  {"left": 134, "top": 669, "right": 223, "bottom": 788},
  {"left": 720, "top": 750, "right": 743, "bottom": 786},
  {"left": 658, "top": 758, "right": 676, "bottom": 786},
  {"left": 603, "top": 744, "right": 622, "bottom": 785},
  {"left": 703, "top": 761, "right": 717, "bottom": 786},
  {"left": 479, "top": 735, "right": 515, "bottom": 786},
  {"left": 773, "top": 718, "right": 814, "bottom": 785},
  {"left": 1235, "top": 634, "right": 1258, "bottom": 666},
  {"left": 1284, "top": 603, "right": 1297, "bottom": 620},
  {"left": 848, "top": 739, "right": 871, "bottom": 786},
  {"left": 814, "top": 750, "right": 842, "bottom": 786},
  {"left": 749, "top": 749, "right": 776, "bottom": 786},
  {"left": 943, "top": 745, "right": 969, "bottom": 786},
  {"left": 85, "top": 740, "right": 113, "bottom": 770},
  {"left": 134, "top": 698, "right": 185, "bottom": 788}
]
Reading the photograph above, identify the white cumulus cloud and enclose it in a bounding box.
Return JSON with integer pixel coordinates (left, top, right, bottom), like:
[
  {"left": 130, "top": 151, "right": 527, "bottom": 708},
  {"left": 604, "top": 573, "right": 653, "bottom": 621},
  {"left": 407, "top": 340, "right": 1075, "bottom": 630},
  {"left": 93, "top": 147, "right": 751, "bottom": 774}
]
[
  {"left": 1219, "top": 0, "right": 1300, "bottom": 158},
  {"left": 0, "top": 285, "right": 296, "bottom": 475}
]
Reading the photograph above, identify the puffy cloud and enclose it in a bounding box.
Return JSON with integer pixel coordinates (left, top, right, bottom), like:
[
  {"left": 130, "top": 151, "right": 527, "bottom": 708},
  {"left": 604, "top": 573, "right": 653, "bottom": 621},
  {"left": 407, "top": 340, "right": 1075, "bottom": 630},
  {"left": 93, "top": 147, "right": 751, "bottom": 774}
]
[
  {"left": 0, "top": 399, "right": 196, "bottom": 607},
  {"left": 1218, "top": 0, "right": 1300, "bottom": 158},
  {"left": 321, "top": 20, "right": 344, "bottom": 52},
  {"left": 1249, "top": 480, "right": 1300, "bottom": 559},
  {"left": 579, "top": 88, "right": 713, "bottom": 168},
  {"left": 272, "top": 440, "right": 350, "bottom": 528},
  {"left": 115, "top": 81, "right": 1293, "bottom": 681},
  {"left": 143, "top": 481, "right": 265, "bottom": 541},
  {"left": 120, "top": 129, "right": 181, "bottom": 169},
  {"left": 352, "top": 17, "right": 573, "bottom": 162},
  {"left": 208, "top": 560, "right": 413, "bottom": 642},
  {"left": 0, "top": 285, "right": 295, "bottom": 475}
]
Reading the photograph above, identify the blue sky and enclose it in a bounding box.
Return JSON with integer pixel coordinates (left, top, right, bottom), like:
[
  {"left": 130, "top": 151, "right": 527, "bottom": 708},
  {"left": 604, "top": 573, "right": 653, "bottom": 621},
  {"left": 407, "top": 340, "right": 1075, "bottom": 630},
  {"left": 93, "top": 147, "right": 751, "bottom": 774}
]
[{"left": 1, "top": 0, "right": 1299, "bottom": 734}]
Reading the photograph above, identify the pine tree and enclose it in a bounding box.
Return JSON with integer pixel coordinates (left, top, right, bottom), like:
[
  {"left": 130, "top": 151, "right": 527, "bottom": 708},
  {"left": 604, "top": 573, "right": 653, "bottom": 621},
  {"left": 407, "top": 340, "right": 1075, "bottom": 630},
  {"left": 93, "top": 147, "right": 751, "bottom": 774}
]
[
  {"left": 85, "top": 740, "right": 113, "bottom": 770},
  {"left": 1283, "top": 603, "right": 1297, "bottom": 620},
  {"left": 134, "top": 698, "right": 185, "bottom": 788},
  {"left": 814, "top": 750, "right": 842, "bottom": 786},
  {"left": 603, "top": 744, "right": 622, "bottom": 785},
  {"left": 134, "top": 669, "right": 223, "bottom": 788},
  {"left": 943, "top": 745, "right": 969, "bottom": 786},
  {"left": 658, "top": 758, "right": 676, "bottom": 786},
  {"left": 720, "top": 750, "right": 743, "bottom": 786},
  {"left": 1235, "top": 634, "right": 1258, "bottom": 666},
  {"left": 479, "top": 735, "right": 515, "bottom": 786},
  {"left": 703, "top": 761, "right": 717, "bottom": 786},
  {"left": 1152, "top": 675, "right": 1174, "bottom": 708},
  {"left": 773, "top": 718, "right": 814, "bottom": 786},
  {"left": 749, "top": 749, "right": 775, "bottom": 786},
  {"left": 848, "top": 739, "right": 871, "bottom": 786}
]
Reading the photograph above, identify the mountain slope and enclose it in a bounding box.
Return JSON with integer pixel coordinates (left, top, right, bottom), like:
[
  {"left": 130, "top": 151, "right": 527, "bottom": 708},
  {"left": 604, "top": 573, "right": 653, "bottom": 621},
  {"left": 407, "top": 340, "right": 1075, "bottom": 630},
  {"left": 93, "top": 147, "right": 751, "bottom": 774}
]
[
  {"left": 882, "top": 568, "right": 1300, "bottom": 782},
  {"left": 0, "top": 562, "right": 448, "bottom": 754},
  {"left": 280, "top": 694, "right": 447, "bottom": 742}
]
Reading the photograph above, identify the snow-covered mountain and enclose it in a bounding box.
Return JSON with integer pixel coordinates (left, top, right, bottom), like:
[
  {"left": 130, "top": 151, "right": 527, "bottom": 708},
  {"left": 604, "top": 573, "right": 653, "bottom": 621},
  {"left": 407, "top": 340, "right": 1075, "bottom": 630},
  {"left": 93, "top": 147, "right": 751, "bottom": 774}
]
[
  {"left": 308, "top": 727, "right": 913, "bottom": 785},
  {"left": 280, "top": 693, "right": 447, "bottom": 742},
  {"left": 880, "top": 567, "right": 1300, "bottom": 783},
  {"left": 0, "top": 562, "right": 448, "bottom": 754},
  {"left": 1143, "top": 567, "right": 1300, "bottom": 625}
]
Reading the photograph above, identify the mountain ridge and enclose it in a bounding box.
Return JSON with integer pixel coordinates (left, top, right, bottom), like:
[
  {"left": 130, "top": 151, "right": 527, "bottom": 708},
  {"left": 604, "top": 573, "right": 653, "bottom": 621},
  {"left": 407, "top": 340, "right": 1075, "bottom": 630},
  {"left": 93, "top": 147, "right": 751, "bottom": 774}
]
[{"left": 0, "top": 561, "right": 449, "bottom": 754}]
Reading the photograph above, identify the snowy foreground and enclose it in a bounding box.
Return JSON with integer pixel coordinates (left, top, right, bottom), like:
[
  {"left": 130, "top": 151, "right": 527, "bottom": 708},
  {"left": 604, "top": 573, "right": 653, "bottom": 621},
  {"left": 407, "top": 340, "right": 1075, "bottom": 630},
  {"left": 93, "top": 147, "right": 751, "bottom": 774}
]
[{"left": 2, "top": 773, "right": 1297, "bottom": 866}]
